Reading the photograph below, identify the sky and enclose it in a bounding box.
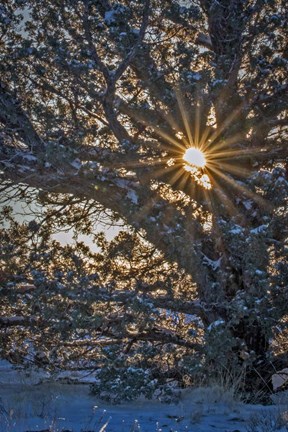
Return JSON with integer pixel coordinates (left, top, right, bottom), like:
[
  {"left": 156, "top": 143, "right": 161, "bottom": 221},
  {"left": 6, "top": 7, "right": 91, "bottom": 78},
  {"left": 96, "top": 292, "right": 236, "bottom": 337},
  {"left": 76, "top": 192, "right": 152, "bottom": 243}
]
[{"left": 0, "top": 193, "right": 121, "bottom": 252}]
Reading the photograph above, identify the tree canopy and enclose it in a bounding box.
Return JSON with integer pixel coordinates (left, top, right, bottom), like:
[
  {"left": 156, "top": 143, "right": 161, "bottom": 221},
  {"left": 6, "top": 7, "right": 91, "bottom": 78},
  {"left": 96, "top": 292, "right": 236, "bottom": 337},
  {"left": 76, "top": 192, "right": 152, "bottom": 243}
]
[{"left": 0, "top": 0, "right": 287, "bottom": 401}]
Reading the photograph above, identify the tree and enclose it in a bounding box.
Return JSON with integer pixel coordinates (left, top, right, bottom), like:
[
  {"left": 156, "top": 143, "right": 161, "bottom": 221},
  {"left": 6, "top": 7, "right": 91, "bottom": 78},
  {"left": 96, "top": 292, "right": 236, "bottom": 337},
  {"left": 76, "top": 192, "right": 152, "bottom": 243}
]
[{"left": 0, "top": 0, "right": 287, "bottom": 401}]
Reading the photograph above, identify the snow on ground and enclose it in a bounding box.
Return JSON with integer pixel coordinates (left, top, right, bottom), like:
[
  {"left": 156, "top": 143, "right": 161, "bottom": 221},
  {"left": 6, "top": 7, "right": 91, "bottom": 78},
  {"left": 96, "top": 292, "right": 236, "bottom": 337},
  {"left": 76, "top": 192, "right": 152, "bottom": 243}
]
[{"left": 0, "top": 360, "right": 288, "bottom": 432}]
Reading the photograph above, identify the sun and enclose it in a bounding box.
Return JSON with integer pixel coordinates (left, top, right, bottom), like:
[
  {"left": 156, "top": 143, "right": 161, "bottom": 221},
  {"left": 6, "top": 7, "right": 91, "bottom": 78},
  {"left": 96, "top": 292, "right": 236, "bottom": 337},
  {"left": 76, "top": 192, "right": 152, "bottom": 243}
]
[
  {"left": 183, "top": 147, "right": 206, "bottom": 168},
  {"left": 182, "top": 147, "right": 211, "bottom": 189}
]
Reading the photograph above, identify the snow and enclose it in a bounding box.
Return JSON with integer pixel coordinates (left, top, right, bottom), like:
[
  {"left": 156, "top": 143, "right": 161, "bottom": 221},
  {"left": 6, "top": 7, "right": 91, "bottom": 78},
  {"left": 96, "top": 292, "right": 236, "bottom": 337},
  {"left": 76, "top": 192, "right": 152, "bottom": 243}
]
[
  {"left": 126, "top": 190, "right": 139, "bottom": 205},
  {"left": 207, "top": 320, "right": 225, "bottom": 331},
  {"left": 70, "top": 159, "right": 82, "bottom": 170},
  {"left": 229, "top": 225, "right": 243, "bottom": 235},
  {"left": 17, "top": 152, "right": 37, "bottom": 162},
  {"left": 272, "top": 368, "right": 288, "bottom": 391},
  {"left": 149, "top": 217, "right": 157, "bottom": 222},
  {"left": 113, "top": 178, "right": 131, "bottom": 189},
  {"left": 242, "top": 199, "right": 253, "bottom": 210},
  {"left": 113, "top": 178, "right": 139, "bottom": 190},
  {"left": 104, "top": 10, "right": 117, "bottom": 25},
  {"left": 131, "top": 28, "right": 140, "bottom": 36},
  {"left": 17, "top": 164, "right": 35, "bottom": 172},
  {"left": 202, "top": 254, "right": 221, "bottom": 270},
  {"left": 211, "top": 79, "right": 227, "bottom": 87},
  {"left": 0, "top": 362, "right": 288, "bottom": 431},
  {"left": 255, "top": 269, "right": 264, "bottom": 276},
  {"left": 54, "top": 369, "right": 97, "bottom": 384},
  {"left": 0, "top": 360, "right": 50, "bottom": 385},
  {"left": 186, "top": 72, "right": 201, "bottom": 81},
  {"left": 275, "top": 176, "right": 288, "bottom": 186},
  {"left": 250, "top": 224, "right": 268, "bottom": 235}
]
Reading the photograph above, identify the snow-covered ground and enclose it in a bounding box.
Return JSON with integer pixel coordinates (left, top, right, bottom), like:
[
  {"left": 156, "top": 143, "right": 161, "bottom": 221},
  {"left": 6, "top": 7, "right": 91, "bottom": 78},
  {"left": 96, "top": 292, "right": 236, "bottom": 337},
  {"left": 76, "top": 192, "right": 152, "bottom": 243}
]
[{"left": 0, "top": 360, "right": 287, "bottom": 432}]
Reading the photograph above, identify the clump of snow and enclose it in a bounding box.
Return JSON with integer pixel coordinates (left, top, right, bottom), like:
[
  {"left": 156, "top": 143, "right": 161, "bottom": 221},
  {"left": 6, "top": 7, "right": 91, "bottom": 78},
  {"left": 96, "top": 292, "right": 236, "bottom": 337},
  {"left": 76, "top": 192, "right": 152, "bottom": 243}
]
[
  {"left": 207, "top": 320, "right": 225, "bottom": 331},
  {"left": 211, "top": 79, "right": 227, "bottom": 88},
  {"left": 250, "top": 224, "right": 268, "bottom": 235},
  {"left": 187, "top": 71, "right": 201, "bottom": 81},
  {"left": 202, "top": 254, "right": 222, "bottom": 270},
  {"left": 229, "top": 225, "right": 244, "bottom": 235},
  {"left": 126, "top": 189, "right": 139, "bottom": 205},
  {"left": 104, "top": 10, "right": 117, "bottom": 25},
  {"left": 272, "top": 368, "right": 288, "bottom": 392},
  {"left": 70, "top": 158, "right": 82, "bottom": 170},
  {"left": 243, "top": 199, "right": 253, "bottom": 210},
  {"left": 16, "top": 151, "right": 37, "bottom": 162},
  {"left": 104, "top": 5, "right": 128, "bottom": 25},
  {"left": 131, "top": 28, "right": 140, "bottom": 36}
]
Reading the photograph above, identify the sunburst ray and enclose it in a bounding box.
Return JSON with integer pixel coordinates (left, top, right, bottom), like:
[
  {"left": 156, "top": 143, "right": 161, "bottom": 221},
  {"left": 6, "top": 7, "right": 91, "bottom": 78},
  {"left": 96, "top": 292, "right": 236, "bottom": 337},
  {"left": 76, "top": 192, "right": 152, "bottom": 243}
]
[
  {"left": 209, "top": 166, "right": 271, "bottom": 210},
  {"left": 175, "top": 89, "right": 195, "bottom": 147}
]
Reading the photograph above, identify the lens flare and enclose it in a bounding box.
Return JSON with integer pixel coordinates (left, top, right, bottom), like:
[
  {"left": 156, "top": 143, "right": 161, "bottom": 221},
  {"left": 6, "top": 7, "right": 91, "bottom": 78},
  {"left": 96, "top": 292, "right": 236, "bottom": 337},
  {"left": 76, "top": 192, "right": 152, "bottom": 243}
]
[{"left": 183, "top": 147, "right": 206, "bottom": 168}]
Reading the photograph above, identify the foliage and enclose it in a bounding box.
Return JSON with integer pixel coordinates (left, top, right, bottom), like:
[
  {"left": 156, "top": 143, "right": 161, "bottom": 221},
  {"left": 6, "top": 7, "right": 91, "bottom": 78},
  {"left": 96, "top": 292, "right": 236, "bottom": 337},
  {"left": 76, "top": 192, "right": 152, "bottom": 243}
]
[{"left": 0, "top": 0, "right": 287, "bottom": 401}]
